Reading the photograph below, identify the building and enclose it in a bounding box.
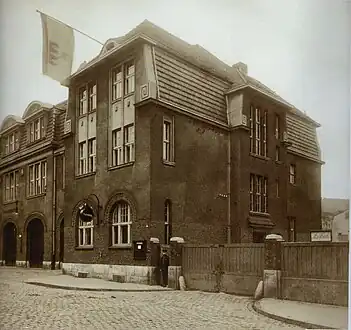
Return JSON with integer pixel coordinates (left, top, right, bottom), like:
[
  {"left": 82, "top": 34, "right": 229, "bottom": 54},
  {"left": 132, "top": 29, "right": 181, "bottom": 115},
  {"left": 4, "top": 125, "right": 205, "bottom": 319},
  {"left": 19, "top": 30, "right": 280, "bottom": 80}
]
[
  {"left": 321, "top": 198, "right": 349, "bottom": 230},
  {"left": 0, "top": 100, "right": 66, "bottom": 268},
  {"left": 57, "top": 20, "right": 322, "bottom": 282},
  {"left": 332, "top": 210, "right": 349, "bottom": 242}
]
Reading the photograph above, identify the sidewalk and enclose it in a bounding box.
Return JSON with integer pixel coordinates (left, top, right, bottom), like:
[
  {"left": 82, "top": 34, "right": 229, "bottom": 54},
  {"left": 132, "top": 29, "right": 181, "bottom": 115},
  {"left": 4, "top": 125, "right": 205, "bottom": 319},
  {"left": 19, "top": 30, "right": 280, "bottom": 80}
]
[
  {"left": 25, "top": 274, "right": 173, "bottom": 292},
  {"left": 253, "top": 298, "right": 348, "bottom": 329}
]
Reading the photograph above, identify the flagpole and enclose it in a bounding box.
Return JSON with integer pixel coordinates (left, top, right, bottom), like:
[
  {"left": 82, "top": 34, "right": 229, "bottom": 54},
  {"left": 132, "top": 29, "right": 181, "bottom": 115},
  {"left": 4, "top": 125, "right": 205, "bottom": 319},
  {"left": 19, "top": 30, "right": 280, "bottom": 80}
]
[{"left": 36, "top": 9, "right": 104, "bottom": 45}]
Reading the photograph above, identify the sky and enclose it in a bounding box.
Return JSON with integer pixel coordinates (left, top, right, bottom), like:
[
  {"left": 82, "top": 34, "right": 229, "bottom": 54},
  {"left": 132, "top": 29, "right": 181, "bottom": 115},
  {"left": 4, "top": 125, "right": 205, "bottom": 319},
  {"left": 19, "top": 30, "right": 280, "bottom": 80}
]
[{"left": 0, "top": 0, "right": 350, "bottom": 199}]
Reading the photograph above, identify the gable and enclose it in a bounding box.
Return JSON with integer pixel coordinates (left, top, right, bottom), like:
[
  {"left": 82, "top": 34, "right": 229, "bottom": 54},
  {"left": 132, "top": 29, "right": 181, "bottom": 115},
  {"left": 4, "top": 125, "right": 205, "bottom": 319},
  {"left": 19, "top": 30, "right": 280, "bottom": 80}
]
[
  {"left": 0, "top": 115, "right": 24, "bottom": 134},
  {"left": 22, "top": 101, "right": 53, "bottom": 120}
]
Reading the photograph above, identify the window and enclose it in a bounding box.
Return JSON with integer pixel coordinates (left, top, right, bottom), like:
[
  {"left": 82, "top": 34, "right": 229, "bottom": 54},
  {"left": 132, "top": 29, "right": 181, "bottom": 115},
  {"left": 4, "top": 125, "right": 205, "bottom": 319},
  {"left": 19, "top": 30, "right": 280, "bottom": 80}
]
[
  {"left": 88, "top": 138, "right": 96, "bottom": 172},
  {"left": 124, "top": 125, "right": 135, "bottom": 163},
  {"left": 111, "top": 202, "right": 132, "bottom": 246},
  {"left": 28, "top": 160, "right": 47, "bottom": 196},
  {"left": 124, "top": 62, "right": 135, "bottom": 95},
  {"left": 110, "top": 61, "right": 136, "bottom": 167},
  {"left": 249, "top": 106, "right": 268, "bottom": 157},
  {"left": 275, "top": 146, "right": 280, "bottom": 161},
  {"left": 77, "top": 82, "right": 97, "bottom": 175},
  {"left": 288, "top": 217, "right": 296, "bottom": 242},
  {"left": 250, "top": 174, "right": 268, "bottom": 213},
  {"left": 29, "top": 117, "right": 44, "bottom": 142},
  {"left": 78, "top": 142, "right": 87, "bottom": 175},
  {"left": 112, "top": 67, "right": 122, "bottom": 100},
  {"left": 289, "top": 164, "right": 296, "bottom": 184},
  {"left": 275, "top": 115, "right": 280, "bottom": 139},
  {"left": 112, "top": 129, "right": 123, "bottom": 166},
  {"left": 164, "top": 200, "right": 172, "bottom": 245},
  {"left": 78, "top": 219, "right": 93, "bottom": 246},
  {"left": 3, "top": 170, "right": 19, "bottom": 202},
  {"left": 163, "top": 119, "right": 174, "bottom": 162},
  {"left": 4, "top": 131, "right": 19, "bottom": 155}
]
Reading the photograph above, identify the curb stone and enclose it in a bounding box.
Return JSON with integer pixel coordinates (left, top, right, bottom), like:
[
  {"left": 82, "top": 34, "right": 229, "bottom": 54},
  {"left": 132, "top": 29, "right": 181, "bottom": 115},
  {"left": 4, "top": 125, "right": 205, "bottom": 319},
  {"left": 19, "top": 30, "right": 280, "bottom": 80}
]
[
  {"left": 252, "top": 300, "right": 338, "bottom": 330},
  {"left": 25, "top": 281, "right": 174, "bottom": 292}
]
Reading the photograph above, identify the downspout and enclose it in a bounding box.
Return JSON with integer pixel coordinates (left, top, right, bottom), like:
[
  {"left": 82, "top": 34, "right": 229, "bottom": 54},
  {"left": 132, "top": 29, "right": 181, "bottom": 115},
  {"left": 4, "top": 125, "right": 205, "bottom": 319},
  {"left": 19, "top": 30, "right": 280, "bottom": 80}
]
[
  {"left": 51, "top": 149, "right": 57, "bottom": 269},
  {"left": 225, "top": 95, "right": 231, "bottom": 244}
]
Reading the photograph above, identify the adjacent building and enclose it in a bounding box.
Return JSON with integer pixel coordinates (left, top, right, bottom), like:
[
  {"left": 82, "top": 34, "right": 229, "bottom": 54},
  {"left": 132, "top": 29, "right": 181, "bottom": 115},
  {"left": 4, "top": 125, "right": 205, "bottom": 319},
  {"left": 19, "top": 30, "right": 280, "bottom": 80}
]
[
  {"left": 0, "top": 101, "right": 66, "bottom": 268},
  {"left": 1, "top": 20, "right": 323, "bottom": 281}
]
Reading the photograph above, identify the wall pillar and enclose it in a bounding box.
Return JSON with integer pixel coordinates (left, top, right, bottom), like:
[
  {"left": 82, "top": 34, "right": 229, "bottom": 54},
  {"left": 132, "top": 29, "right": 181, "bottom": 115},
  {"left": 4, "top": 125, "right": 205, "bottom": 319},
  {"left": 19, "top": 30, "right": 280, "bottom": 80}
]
[
  {"left": 168, "top": 237, "right": 184, "bottom": 289},
  {"left": 263, "top": 233, "right": 284, "bottom": 298},
  {"left": 149, "top": 237, "right": 160, "bottom": 285}
]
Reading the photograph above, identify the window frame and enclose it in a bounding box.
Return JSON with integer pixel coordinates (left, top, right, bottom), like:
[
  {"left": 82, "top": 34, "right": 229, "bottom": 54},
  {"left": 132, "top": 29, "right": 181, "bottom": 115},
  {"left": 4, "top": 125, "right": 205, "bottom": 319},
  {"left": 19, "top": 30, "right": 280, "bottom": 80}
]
[
  {"left": 3, "top": 170, "right": 19, "bottom": 202},
  {"left": 111, "top": 201, "right": 132, "bottom": 247},
  {"left": 275, "top": 115, "right": 280, "bottom": 140},
  {"left": 249, "top": 105, "right": 268, "bottom": 158},
  {"left": 164, "top": 200, "right": 172, "bottom": 245},
  {"left": 249, "top": 173, "right": 268, "bottom": 214},
  {"left": 4, "top": 131, "right": 20, "bottom": 155},
  {"left": 109, "top": 60, "right": 136, "bottom": 168},
  {"left": 28, "top": 160, "right": 47, "bottom": 197},
  {"left": 163, "top": 117, "right": 174, "bottom": 163},
  {"left": 289, "top": 164, "right": 296, "bottom": 184},
  {"left": 78, "top": 219, "right": 94, "bottom": 247},
  {"left": 76, "top": 81, "right": 97, "bottom": 176}
]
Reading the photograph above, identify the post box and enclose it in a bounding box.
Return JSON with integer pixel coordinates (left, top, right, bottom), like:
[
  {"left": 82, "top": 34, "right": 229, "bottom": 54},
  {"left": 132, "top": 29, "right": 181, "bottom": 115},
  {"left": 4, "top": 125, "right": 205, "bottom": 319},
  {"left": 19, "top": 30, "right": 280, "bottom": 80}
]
[{"left": 133, "top": 240, "right": 147, "bottom": 260}]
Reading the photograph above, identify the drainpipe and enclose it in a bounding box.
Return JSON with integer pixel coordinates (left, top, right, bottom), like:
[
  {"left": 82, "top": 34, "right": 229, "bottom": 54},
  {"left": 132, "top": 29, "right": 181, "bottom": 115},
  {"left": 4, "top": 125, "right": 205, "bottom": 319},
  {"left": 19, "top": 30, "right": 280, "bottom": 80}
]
[
  {"left": 225, "top": 95, "right": 231, "bottom": 244},
  {"left": 51, "top": 149, "right": 57, "bottom": 270}
]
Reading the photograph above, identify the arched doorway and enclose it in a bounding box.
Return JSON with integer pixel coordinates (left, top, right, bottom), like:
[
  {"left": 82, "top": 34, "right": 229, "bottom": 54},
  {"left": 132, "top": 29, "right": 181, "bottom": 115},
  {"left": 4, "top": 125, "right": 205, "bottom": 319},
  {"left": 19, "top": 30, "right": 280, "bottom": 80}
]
[
  {"left": 3, "top": 222, "right": 17, "bottom": 266},
  {"left": 27, "top": 218, "right": 44, "bottom": 268},
  {"left": 59, "top": 218, "right": 64, "bottom": 266}
]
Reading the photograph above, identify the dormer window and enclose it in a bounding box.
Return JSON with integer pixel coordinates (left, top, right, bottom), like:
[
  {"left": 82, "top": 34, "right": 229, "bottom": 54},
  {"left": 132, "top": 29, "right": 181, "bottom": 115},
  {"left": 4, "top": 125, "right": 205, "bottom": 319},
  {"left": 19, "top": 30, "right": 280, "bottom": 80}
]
[
  {"left": 29, "top": 116, "right": 45, "bottom": 142},
  {"left": 4, "top": 131, "right": 19, "bottom": 155}
]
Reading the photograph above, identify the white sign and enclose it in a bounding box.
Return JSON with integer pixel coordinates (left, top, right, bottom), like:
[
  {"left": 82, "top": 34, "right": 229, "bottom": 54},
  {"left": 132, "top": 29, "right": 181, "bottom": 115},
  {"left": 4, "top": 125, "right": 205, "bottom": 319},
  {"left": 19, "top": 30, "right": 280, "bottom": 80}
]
[{"left": 310, "top": 231, "right": 332, "bottom": 242}]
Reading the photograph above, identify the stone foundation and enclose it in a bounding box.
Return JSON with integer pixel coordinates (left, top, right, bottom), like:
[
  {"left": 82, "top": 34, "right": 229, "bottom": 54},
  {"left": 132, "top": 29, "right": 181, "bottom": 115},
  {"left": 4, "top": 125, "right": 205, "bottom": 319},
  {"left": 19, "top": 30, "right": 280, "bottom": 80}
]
[{"left": 62, "top": 263, "right": 157, "bottom": 285}]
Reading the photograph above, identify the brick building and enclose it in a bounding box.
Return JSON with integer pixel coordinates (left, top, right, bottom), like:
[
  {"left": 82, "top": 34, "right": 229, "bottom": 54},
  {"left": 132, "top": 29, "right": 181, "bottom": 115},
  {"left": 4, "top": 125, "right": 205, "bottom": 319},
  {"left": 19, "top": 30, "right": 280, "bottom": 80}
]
[
  {"left": 0, "top": 100, "right": 66, "bottom": 268},
  {"left": 0, "top": 20, "right": 323, "bottom": 281},
  {"left": 59, "top": 20, "right": 322, "bottom": 282}
]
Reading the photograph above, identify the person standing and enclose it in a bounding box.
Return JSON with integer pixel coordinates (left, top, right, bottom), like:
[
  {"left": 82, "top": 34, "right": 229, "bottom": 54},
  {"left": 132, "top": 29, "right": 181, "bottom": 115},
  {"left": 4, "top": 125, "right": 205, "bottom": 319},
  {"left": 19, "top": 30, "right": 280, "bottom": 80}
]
[{"left": 160, "top": 250, "right": 169, "bottom": 287}]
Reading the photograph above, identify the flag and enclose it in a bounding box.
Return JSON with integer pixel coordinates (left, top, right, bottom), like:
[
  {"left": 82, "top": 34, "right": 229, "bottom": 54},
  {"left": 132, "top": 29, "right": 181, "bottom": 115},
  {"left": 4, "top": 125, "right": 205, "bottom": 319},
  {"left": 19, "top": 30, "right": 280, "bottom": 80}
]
[{"left": 40, "top": 13, "right": 74, "bottom": 83}]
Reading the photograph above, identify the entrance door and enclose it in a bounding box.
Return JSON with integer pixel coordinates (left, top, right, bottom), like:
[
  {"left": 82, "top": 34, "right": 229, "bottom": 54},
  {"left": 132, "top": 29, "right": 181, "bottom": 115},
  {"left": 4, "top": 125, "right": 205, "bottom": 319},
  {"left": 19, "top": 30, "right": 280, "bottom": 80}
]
[
  {"left": 27, "top": 218, "right": 44, "bottom": 268},
  {"left": 253, "top": 231, "right": 267, "bottom": 243},
  {"left": 59, "top": 218, "right": 64, "bottom": 265},
  {"left": 3, "top": 222, "right": 17, "bottom": 266}
]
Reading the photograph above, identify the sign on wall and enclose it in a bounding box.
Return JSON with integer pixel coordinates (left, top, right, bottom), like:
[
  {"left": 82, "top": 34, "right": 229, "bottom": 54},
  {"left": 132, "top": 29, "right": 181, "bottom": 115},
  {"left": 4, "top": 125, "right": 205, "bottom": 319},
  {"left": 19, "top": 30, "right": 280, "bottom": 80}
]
[{"left": 310, "top": 230, "right": 332, "bottom": 242}]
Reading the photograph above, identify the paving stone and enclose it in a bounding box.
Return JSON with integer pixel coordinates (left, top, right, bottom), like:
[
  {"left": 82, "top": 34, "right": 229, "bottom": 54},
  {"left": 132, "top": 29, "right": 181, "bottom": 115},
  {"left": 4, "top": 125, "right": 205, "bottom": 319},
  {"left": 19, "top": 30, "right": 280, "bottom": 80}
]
[{"left": 0, "top": 268, "right": 302, "bottom": 329}]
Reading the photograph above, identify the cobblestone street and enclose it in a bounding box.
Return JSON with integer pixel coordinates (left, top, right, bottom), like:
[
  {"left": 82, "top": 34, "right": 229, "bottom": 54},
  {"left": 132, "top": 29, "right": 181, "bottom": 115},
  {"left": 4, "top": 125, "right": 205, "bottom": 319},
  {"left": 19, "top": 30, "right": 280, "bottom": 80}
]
[{"left": 0, "top": 268, "right": 302, "bottom": 330}]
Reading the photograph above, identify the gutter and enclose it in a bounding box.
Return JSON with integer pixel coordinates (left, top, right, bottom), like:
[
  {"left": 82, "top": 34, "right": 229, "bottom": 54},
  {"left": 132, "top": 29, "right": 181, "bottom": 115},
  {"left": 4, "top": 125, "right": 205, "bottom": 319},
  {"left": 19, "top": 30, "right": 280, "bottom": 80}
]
[{"left": 225, "top": 95, "right": 231, "bottom": 244}]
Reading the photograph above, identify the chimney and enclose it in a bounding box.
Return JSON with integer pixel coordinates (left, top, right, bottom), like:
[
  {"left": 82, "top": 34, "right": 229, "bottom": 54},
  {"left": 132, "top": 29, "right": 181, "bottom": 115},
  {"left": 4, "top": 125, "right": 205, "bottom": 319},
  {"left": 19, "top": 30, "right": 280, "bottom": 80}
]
[{"left": 233, "top": 62, "right": 248, "bottom": 75}]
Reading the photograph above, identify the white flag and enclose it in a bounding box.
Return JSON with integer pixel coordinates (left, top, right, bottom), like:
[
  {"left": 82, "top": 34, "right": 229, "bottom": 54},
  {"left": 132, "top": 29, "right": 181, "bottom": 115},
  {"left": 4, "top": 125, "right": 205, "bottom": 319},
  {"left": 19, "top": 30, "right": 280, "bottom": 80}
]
[{"left": 40, "top": 13, "right": 74, "bottom": 83}]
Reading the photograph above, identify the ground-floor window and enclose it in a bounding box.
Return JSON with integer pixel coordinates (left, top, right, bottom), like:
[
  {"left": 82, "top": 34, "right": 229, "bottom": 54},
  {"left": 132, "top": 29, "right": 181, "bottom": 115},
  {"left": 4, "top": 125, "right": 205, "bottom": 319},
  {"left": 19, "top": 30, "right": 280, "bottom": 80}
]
[
  {"left": 111, "top": 201, "right": 132, "bottom": 246},
  {"left": 78, "top": 219, "right": 93, "bottom": 247}
]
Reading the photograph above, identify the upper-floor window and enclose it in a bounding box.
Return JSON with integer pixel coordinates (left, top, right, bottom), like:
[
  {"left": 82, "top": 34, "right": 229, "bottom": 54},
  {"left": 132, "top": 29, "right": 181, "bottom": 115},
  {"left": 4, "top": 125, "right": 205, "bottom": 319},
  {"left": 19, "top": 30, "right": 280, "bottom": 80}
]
[
  {"left": 110, "top": 61, "right": 135, "bottom": 167},
  {"left": 78, "top": 82, "right": 97, "bottom": 116},
  {"left": 3, "top": 170, "right": 19, "bottom": 202},
  {"left": 4, "top": 131, "right": 19, "bottom": 155},
  {"left": 275, "top": 115, "right": 280, "bottom": 139},
  {"left": 163, "top": 118, "right": 174, "bottom": 163},
  {"left": 275, "top": 146, "right": 280, "bottom": 162},
  {"left": 249, "top": 106, "right": 267, "bottom": 157},
  {"left": 111, "top": 201, "right": 132, "bottom": 246},
  {"left": 29, "top": 117, "right": 45, "bottom": 142},
  {"left": 28, "top": 160, "right": 47, "bottom": 196},
  {"left": 249, "top": 174, "right": 268, "bottom": 213},
  {"left": 289, "top": 164, "right": 296, "bottom": 184},
  {"left": 77, "top": 82, "right": 97, "bottom": 176}
]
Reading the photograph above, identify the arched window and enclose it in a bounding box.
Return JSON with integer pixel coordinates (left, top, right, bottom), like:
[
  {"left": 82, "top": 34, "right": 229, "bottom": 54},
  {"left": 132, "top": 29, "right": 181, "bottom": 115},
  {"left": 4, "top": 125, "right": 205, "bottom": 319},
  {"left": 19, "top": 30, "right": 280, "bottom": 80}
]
[
  {"left": 164, "top": 200, "right": 172, "bottom": 245},
  {"left": 111, "top": 201, "right": 132, "bottom": 246}
]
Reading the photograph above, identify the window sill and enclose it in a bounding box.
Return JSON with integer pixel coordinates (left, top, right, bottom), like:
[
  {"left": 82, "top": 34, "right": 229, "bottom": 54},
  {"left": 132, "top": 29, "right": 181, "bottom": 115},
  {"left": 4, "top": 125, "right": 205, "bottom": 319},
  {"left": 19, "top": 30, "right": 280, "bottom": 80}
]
[
  {"left": 275, "top": 160, "right": 282, "bottom": 165},
  {"left": 250, "top": 153, "right": 270, "bottom": 161},
  {"left": 27, "top": 137, "right": 46, "bottom": 147},
  {"left": 109, "top": 244, "right": 132, "bottom": 250},
  {"left": 249, "top": 211, "right": 271, "bottom": 218},
  {"left": 76, "top": 172, "right": 96, "bottom": 179},
  {"left": 3, "top": 200, "right": 18, "bottom": 205},
  {"left": 162, "top": 160, "right": 175, "bottom": 167},
  {"left": 108, "top": 162, "right": 134, "bottom": 171},
  {"left": 78, "top": 110, "right": 96, "bottom": 119},
  {"left": 75, "top": 246, "right": 94, "bottom": 250},
  {"left": 2, "top": 150, "right": 20, "bottom": 158},
  {"left": 27, "top": 193, "right": 46, "bottom": 200}
]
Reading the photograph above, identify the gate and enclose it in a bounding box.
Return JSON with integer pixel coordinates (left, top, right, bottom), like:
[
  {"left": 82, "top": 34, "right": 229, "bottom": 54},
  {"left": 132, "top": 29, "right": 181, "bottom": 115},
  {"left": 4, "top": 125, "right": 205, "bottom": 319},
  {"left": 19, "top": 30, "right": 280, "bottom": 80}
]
[{"left": 182, "top": 243, "right": 264, "bottom": 295}]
